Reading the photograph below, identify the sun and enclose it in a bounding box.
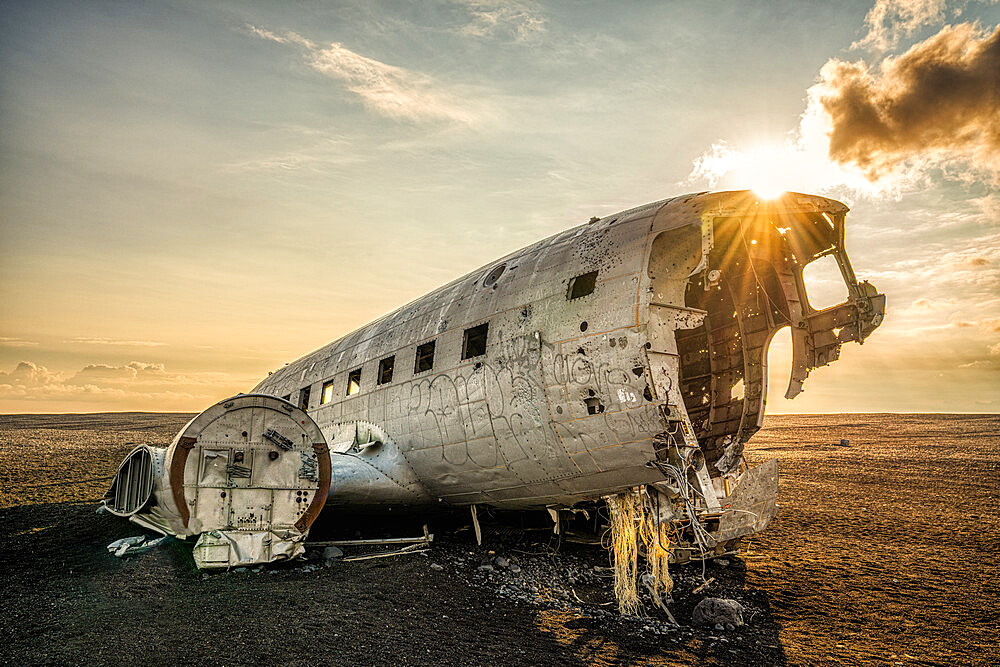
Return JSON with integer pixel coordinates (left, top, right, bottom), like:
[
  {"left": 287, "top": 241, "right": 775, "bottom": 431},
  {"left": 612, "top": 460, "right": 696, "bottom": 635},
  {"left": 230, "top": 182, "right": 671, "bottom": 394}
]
[
  {"left": 738, "top": 146, "right": 795, "bottom": 198},
  {"left": 750, "top": 183, "right": 787, "bottom": 200},
  {"left": 691, "top": 141, "right": 822, "bottom": 198}
]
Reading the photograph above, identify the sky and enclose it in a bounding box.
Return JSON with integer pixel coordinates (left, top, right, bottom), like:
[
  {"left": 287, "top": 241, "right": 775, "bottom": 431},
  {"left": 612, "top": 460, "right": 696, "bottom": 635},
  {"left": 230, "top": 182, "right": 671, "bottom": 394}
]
[{"left": 1, "top": 0, "right": 998, "bottom": 414}]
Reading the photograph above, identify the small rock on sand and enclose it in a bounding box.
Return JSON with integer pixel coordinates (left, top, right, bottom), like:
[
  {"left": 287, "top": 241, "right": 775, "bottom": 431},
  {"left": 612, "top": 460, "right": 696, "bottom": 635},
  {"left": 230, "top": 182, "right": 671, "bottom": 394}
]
[{"left": 692, "top": 598, "right": 745, "bottom": 628}]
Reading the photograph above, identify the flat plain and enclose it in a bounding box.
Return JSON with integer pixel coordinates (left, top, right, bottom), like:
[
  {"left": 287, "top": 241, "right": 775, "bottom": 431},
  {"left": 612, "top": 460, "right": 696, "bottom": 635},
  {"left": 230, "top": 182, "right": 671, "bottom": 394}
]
[{"left": 1, "top": 413, "right": 997, "bottom": 665}]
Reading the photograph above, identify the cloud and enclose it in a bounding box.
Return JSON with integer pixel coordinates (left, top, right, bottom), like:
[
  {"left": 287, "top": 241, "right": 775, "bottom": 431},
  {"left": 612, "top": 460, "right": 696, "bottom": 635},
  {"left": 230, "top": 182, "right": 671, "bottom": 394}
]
[
  {"left": 853, "top": 0, "right": 948, "bottom": 51},
  {"left": 991, "top": 341, "right": 1000, "bottom": 355},
  {"left": 0, "top": 337, "right": 38, "bottom": 348},
  {"left": 951, "top": 315, "right": 1000, "bottom": 331},
  {"left": 972, "top": 193, "right": 1000, "bottom": 223},
  {"left": 247, "top": 25, "right": 483, "bottom": 124},
  {"left": 454, "top": 0, "right": 547, "bottom": 41},
  {"left": 813, "top": 22, "right": 1000, "bottom": 184},
  {"left": 0, "top": 361, "right": 61, "bottom": 387},
  {"left": 0, "top": 360, "right": 252, "bottom": 411},
  {"left": 68, "top": 361, "right": 168, "bottom": 385},
  {"left": 68, "top": 337, "right": 167, "bottom": 347},
  {"left": 686, "top": 21, "right": 1000, "bottom": 194}
]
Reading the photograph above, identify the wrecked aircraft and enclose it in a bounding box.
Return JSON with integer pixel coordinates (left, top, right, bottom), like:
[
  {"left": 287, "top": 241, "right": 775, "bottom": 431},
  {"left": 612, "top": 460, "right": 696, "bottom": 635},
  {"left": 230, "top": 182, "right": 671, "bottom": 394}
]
[{"left": 103, "top": 190, "right": 884, "bottom": 571}]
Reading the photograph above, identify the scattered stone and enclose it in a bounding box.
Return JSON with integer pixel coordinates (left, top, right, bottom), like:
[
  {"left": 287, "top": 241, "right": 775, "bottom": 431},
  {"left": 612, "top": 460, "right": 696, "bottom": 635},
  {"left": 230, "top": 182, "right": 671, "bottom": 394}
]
[
  {"left": 509, "top": 564, "right": 522, "bottom": 574},
  {"left": 323, "top": 546, "right": 344, "bottom": 561},
  {"left": 234, "top": 567, "right": 247, "bottom": 573},
  {"left": 716, "top": 559, "right": 730, "bottom": 567},
  {"left": 494, "top": 556, "right": 509, "bottom": 569},
  {"left": 430, "top": 563, "right": 444, "bottom": 571},
  {"left": 692, "top": 598, "right": 745, "bottom": 628},
  {"left": 477, "top": 564, "right": 495, "bottom": 573}
]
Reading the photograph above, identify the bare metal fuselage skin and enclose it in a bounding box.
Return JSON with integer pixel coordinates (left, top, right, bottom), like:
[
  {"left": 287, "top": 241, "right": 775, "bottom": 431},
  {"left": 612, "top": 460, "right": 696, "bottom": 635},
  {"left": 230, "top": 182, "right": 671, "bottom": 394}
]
[{"left": 104, "top": 190, "right": 884, "bottom": 568}]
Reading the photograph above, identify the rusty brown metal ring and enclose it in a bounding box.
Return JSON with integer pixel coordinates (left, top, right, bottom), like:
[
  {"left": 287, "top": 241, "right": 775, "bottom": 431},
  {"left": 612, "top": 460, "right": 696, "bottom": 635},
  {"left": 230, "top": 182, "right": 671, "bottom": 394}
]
[
  {"left": 295, "top": 442, "right": 332, "bottom": 532},
  {"left": 169, "top": 436, "right": 197, "bottom": 528}
]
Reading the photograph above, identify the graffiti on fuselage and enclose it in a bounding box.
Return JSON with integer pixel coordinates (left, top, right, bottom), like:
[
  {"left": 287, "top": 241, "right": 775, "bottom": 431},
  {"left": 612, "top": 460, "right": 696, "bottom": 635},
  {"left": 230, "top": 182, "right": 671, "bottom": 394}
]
[{"left": 400, "top": 330, "right": 662, "bottom": 478}]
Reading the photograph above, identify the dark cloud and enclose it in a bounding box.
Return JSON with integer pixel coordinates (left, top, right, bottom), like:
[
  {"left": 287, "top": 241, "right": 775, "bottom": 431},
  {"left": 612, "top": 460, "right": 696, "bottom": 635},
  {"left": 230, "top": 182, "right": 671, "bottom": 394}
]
[{"left": 813, "top": 22, "right": 1000, "bottom": 182}]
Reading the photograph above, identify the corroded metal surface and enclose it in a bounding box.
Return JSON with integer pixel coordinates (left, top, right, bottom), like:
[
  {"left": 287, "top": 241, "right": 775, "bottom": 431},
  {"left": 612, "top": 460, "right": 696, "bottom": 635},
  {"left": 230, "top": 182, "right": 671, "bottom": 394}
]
[
  {"left": 104, "top": 190, "right": 885, "bottom": 567},
  {"left": 254, "top": 190, "right": 883, "bottom": 510},
  {"left": 105, "top": 394, "right": 331, "bottom": 568}
]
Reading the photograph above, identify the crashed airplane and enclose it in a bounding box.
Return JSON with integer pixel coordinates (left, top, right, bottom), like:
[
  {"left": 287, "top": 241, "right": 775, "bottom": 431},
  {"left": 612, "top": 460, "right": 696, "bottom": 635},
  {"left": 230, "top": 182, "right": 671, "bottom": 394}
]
[{"left": 103, "top": 190, "right": 884, "bottom": 571}]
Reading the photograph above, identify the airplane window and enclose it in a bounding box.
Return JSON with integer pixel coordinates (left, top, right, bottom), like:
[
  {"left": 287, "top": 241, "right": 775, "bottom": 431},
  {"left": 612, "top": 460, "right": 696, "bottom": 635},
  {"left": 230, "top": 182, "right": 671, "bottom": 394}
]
[
  {"left": 415, "top": 341, "right": 435, "bottom": 373},
  {"left": 280, "top": 394, "right": 291, "bottom": 402},
  {"left": 346, "top": 368, "right": 361, "bottom": 396},
  {"left": 568, "top": 271, "right": 598, "bottom": 300},
  {"left": 321, "top": 380, "right": 335, "bottom": 404},
  {"left": 462, "top": 323, "right": 489, "bottom": 360},
  {"left": 377, "top": 356, "right": 394, "bottom": 385}
]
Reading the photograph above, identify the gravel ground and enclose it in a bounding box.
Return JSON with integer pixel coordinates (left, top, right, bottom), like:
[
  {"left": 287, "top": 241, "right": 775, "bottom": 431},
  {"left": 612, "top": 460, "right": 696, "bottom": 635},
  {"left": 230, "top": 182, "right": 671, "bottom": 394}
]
[{"left": 1, "top": 413, "right": 997, "bottom": 665}]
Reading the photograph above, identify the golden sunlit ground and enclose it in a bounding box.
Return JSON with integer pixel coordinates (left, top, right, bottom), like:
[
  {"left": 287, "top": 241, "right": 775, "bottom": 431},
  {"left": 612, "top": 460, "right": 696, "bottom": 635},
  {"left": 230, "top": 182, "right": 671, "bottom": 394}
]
[{"left": 2, "top": 412, "right": 998, "bottom": 665}]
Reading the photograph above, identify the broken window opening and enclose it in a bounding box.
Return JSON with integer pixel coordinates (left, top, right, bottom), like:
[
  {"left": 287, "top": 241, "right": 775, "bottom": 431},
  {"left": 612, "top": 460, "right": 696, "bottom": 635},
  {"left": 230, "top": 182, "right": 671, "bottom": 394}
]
[
  {"left": 415, "top": 341, "right": 435, "bottom": 374},
  {"left": 584, "top": 396, "right": 605, "bottom": 415},
  {"left": 321, "top": 380, "right": 335, "bottom": 404},
  {"left": 346, "top": 368, "right": 361, "bottom": 396},
  {"left": 462, "top": 323, "right": 489, "bottom": 360},
  {"left": 802, "top": 254, "right": 849, "bottom": 311},
  {"left": 567, "top": 270, "right": 598, "bottom": 300},
  {"left": 298, "top": 386, "right": 311, "bottom": 411},
  {"left": 377, "top": 356, "right": 394, "bottom": 385}
]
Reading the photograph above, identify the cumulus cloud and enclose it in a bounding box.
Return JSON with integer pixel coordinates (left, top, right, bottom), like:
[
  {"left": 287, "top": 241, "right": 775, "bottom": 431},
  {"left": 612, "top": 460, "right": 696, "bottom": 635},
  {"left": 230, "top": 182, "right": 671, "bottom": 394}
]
[
  {"left": 0, "top": 361, "right": 62, "bottom": 387},
  {"left": 247, "top": 25, "right": 483, "bottom": 124},
  {"left": 687, "top": 20, "right": 1000, "bottom": 194},
  {"left": 813, "top": 22, "right": 1000, "bottom": 184},
  {"left": 0, "top": 361, "right": 252, "bottom": 411},
  {"left": 68, "top": 361, "right": 168, "bottom": 385}
]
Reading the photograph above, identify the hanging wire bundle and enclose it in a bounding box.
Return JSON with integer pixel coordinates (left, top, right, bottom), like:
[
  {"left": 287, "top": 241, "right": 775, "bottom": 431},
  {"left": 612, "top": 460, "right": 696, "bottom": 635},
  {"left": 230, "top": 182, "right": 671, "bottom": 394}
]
[
  {"left": 604, "top": 491, "right": 642, "bottom": 616},
  {"left": 638, "top": 495, "right": 674, "bottom": 600},
  {"left": 605, "top": 487, "right": 676, "bottom": 617}
]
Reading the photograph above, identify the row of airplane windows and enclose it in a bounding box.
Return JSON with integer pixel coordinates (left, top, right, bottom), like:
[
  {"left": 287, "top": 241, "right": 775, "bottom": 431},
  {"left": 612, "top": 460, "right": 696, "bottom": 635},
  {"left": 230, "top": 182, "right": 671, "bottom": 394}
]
[
  {"left": 284, "top": 322, "right": 489, "bottom": 410},
  {"left": 282, "top": 269, "right": 600, "bottom": 411}
]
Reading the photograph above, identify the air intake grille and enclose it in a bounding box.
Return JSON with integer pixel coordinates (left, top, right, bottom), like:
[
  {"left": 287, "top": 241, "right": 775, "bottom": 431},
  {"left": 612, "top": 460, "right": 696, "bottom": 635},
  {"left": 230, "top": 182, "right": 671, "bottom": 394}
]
[{"left": 104, "top": 447, "right": 154, "bottom": 516}]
